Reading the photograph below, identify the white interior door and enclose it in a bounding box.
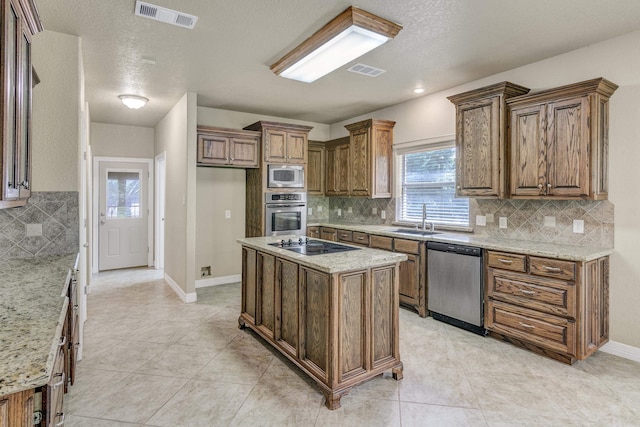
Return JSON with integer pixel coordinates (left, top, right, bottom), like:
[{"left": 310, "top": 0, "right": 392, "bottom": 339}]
[
  {"left": 155, "top": 152, "right": 166, "bottom": 270},
  {"left": 98, "top": 161, "right": 149, "bottom": 271}
]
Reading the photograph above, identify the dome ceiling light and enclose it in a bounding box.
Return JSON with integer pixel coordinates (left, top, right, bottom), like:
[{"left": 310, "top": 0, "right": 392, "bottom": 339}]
[{"left": 118, "top": 94, "right": 149, "bottom": 109}]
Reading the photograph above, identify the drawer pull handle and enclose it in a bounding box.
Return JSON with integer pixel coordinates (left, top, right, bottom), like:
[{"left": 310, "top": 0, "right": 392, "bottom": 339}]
[
  {"left": 58, "top": 336, "right": 67, "bottom": 347},
  {"left": 520, "top": 289, "right": 536, "bottom": 296},
  {"left": 53, "top": 372, "right": 65, "bottom": 389},
  {"left": 519, "top": 322, "right": 535, "bottom": 329},
  {"left": 498, "top": 259, "right": 513, "bottom": 264},
  {"left": 543, "top": 266, "right": 562, "bottom": 272},
  {"left": 55, "top": 412, "right": 65, "bottom": 426}
]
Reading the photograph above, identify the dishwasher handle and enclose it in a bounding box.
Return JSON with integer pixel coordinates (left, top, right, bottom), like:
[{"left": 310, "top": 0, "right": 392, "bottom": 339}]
[{"left": 427, "top": 241, "right": 482, "bottom": 256}]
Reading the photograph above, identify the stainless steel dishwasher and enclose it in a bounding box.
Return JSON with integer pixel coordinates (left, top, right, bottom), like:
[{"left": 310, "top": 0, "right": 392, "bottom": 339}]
[{"left": 427, "top": 241, "right": 486, "bottom": 335}]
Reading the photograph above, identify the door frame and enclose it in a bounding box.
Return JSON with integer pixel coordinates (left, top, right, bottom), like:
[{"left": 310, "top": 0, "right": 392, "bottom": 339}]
[
  {"left": 92, "top": 156, "right": 154, "bottom": 274},
  {"left": 154, "top": 151, "right": 166, "bottom": 270}
]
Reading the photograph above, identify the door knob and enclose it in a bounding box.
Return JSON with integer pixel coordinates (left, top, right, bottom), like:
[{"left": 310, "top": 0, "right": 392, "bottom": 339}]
[{"left": 100, "top": 220, "right": 105, "bottom": 225}]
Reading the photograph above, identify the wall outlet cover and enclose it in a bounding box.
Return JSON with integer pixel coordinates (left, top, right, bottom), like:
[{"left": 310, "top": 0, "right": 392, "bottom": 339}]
[
  {"left": 337, "top": 208, "right": 342, "bottom": 216},
  {"left": 372, "top": 207, "right": 377, "bottom": 215},
  {"left": 573, "top": 219, "right": 585, "bottom": 233},
  {"left": 499, "top": 217, "right": 508, "bottom": 229},
  {"left": 317, "top": 205, "right": 323, "bottom": 212},
  {"left": 476, "top": 215, "right": 487, "bottom": 226},
  {"left": 380, "top": 210, "right": 386, "bottom": 219},
  {"left": 347, "top": 207, "right": 353, "bottom": 213},
  {"left": 224, "top": 210, "right": 231, "bottom": 219},
  {"left": 308, "top": 207, "right": 313, "bottom": 216}
]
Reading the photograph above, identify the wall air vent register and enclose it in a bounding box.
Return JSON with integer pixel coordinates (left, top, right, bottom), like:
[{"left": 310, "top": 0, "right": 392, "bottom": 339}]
[{"left": 134, "top": 1, "right": 198, "bottom": 29}]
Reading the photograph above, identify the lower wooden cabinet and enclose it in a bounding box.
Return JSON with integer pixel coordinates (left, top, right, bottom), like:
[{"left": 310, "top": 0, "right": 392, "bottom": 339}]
[
  {"left": 306, "top": 226, "right": 320, "bottom": 239},
  {"left": 485, "top": 250, "right": 609, "bottom": 364},
  {"left": 0, "top": 389, "right": 34, "bottom": 427},
  {"left": 240, "top": 246, "right": 402, "bottom": 409},
  {"left": 319, "top": 227, "right": 337, "bottom": 241},
  {"left": 43, "top": 346, "right": 65, "bottom": 427}
]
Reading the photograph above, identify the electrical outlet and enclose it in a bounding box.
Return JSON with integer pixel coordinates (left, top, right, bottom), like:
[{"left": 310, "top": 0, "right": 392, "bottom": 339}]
[
  {"left": 337, "top": 208, "right": 342, "bottom": 217},
  {"left": 544, "top": 216, "right": 556, "bottom": 227},
  {"left": 347, "top": 206, "right": 353, "bottom": 213},
  {"left": 308, "top": 207, "right": 313, "bottom": 216},
  {"left": 317, "top": 205, "right": 323, "bottom": 212},
  {"left": 224, "top": 210, "right": 231, "bottom": 219},
  {"left": 476, "top": 215, "right": 486, "bottom": 226},
  {"left": 372, "top": 207, "right": 377, "bottom": 215},
  {"left": 380, "top": 210, "right": 386, "bottom": 219},
  {"left": 573, "top": 219, "right": 584, "bottom": 233},
  {"left": 499, "top": 217, "right": 508, "bottom": 229}
]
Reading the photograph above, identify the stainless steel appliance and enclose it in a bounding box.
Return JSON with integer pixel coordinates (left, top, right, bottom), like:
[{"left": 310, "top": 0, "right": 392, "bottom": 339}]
[
  {"left": 269, "top": 237, "right": 361, "bottom": 256},
  {"left": 265, "top": 192, "right": 307, "bottom": 236},
  {"left": 427, "top": 241, "right": 486, "bottom": 335},
  {"left": 267, "top": 164, "right": 304, "bottom": 188}
]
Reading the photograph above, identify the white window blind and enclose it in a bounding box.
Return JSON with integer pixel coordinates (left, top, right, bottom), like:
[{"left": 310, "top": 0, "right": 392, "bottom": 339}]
[{"left": 398, "top": 145, "right": 469, "bottom": 226}]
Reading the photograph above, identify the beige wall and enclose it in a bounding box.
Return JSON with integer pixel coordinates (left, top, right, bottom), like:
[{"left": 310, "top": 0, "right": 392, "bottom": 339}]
[
  {"left": 32, "top": 30, "right": 80, "bottom": 191},
  {"left": 91, "top": 123, "right": 155, "bottom": 158},
  {"left": 195, "top": 107, "right": 329, "bottom": 281},
  {"left": 154, "top": 93, "right": 198, "bottom": 296},
  {"left": 330, "top": 30, "right": 640, "bottom": 349}
]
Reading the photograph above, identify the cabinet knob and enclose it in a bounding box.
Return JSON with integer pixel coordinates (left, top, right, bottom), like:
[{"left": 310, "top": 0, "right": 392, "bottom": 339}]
[
  {"left": 547, "top": 183, "right": 553, "bottom": 189},
  {"left": 230, "top": 158, "right": 234, "bottom": 161},
  {"left": 537, "top": 184, "right": 543, "bottom": 189}
]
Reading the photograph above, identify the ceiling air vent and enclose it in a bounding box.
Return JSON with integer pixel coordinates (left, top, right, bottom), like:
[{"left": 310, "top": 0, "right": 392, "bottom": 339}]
[
  {"left": 346, "top": 63, "right": 386, "bottom": 77},
  {"left": 134, "top": 1, "right": 198, "bottom": 30}
]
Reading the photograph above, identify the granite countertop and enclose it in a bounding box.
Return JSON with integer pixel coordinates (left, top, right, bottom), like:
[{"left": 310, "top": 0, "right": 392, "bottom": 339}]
[
  {"left": 237, "top": 236, "right": 407, "bottom": 273},
  {"left": 308, "top": 223, "right": 613, "bottom": 262},
  {"left": 0, "top": 254, "right": 77, "bottom": 396}
]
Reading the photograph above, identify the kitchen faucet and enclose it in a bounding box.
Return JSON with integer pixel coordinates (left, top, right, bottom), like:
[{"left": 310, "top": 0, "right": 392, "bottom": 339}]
[{"left": 421, "top": 203, "right": 434, "bottom": 232}]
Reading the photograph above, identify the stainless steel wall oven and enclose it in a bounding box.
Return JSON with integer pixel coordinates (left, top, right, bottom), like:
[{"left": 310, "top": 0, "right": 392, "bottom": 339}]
[{"left": 265, "top": 191, "right": 307, "bottom": 236}]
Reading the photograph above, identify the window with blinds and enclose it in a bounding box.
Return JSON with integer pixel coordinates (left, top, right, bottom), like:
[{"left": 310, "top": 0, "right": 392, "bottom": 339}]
[{"left": 397, "top": 145, "right": 469, "bottom": 226}]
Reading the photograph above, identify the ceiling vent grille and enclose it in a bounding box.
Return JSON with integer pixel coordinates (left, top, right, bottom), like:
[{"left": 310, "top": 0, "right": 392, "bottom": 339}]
[
  {"left": 346, "top": 63, "right": 386, "bottom": 77},
  {"left": 134, "top": 1, "right": 198, "bottom": 29}
]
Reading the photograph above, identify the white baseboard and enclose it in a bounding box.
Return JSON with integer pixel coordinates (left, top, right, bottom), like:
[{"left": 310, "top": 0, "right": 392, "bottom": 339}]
[
  {"left": 195, "top": 274, "right": 241, "bottom": 289},
  {"left": 164, "top": 272, "right": 197, "bottom": 303},
  {"left": 599, "top": 340, "right": 640, "bottom": 363}
]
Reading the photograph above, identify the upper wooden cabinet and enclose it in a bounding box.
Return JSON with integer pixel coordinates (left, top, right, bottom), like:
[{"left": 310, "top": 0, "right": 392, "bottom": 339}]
[
  {"left": 325, "top": 137, "right": 350, "bottom": 196},
  {"left": 244, "top": 121, "right": 312, "bottom": 164},
  {"left": 507, "top": 78, "right": 617, "bottom": 199},
  {"left": 307, "top": 141, "right": 325, "bottom": 195},
  {"left": 1, "top": 0, "right": 42, "bottom": 209},
  {"left": 197, "top": 126, "right": 260, "bottom": 168},
  {"left": 344, "top": 119, "right": 395, "bottom": 198},
  {"left": 448, "top": 82, "right": 530, "bottom": 198}
]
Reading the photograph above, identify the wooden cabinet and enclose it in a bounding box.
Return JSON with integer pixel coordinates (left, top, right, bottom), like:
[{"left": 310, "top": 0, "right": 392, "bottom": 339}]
[
  {"left": 306, "top": 226, "right": 320, "bottom": 238},
  {"left": 325, "top": 137, "right": 350, "bottom": 196},
  {"left": 485, "top": 250, "right": 609, "bottom": 364},
  {"left": 244, "top": 121, "right": 311, "bottom": 164},
  {"left": 307, "top": 142, "right": 325, "bottom": 195},
  {"left": 65, "top": 267, "right": 79, "bottom": 390},
  {"left": 344, "top": 119, "right": 395, "bottom": 198},
  {"left": 370, "top": 236, "right": 427, "bottom": 317},
  {"left": 0, "top": 0, "right": 42, "bottom": 209},
  {"left": 448, "top": 82, "right": 530, "bottom": 198},
  {"left": 44, "top": 346, "right": 65, "bottom": 427},
  {"left": 319, "top": 227, "right": 337, "bottom": 241},
  {"left": 197, "top": 126, "right": 260, "bottom": 168},
  {"left": 507, "top": 78, "right": 617, "bottom": 199},
  {"left": 0, "top": 389, "right": 34, "bottom": 427},
  {"left": 239, "top": 246, "right": 402, "bottom": 410}
]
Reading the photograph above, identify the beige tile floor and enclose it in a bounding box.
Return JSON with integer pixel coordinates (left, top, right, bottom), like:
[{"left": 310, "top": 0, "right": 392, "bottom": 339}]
[{"left": 65, "top": 268, "right": 640, "bottom": 426}]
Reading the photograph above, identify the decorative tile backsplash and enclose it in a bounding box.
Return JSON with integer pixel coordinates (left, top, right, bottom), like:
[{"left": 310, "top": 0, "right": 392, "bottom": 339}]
[
  {"left": 474, "top": 199, "right": 614, "bottom": 248},
  {"left": 0, "top": 192, "right": 79, "bottom": 259},
  {"left": 307, "top": 195, "right": 394, "bottom": 225}
]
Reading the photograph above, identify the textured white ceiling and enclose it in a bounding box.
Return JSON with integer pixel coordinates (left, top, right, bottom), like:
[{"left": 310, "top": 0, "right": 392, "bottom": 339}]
[{"left": 37, "top": 0, "right": 640, "bottom": 127}]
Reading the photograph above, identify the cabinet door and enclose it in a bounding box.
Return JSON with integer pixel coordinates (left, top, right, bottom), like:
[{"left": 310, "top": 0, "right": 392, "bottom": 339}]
[
  {"left": 325, "top": 146, "right": 337, "bottom": 195},
  {"left": 456, "top": 97, "right": 501, "bottom": 197},
  {"left": 372, "top": 125, "right": 393, "bottom": 198},
  {"left": 546, "top": 97, "right": 590, "bottom": 197},
  {"left": 510, "top": 103, "right": 547, "bottom": 197},
  {"left": 276, "top": 259, "right": 300, "bottom": 357},
  {"left": 350, "top": 126, "right": 370, "bottom": 195},
  {"left": 3, "top": 2, "right": 20, "bottom": 200},
  {"left": 300, "top": 267, "right": 330, "bottom": 382},
  {"left": 256, "top": 253, "right": 276, "bottom": 338},
  {"left": 17, "top": 28, "right": 31, "bottom": 199},
  {"left": 229, "top": 136, "right": 259, "bottom": 168},
  {"left": 242, "top": 248, "right": 257, "bottom": 322},
  {"left": 198, "top": 134, "right": 229, "bottom": 165},
  {"left": 264, "top": 129, "right": 287, "bottom": 162},
  {"left": 320, "top": 227, "right": 337, "bottom": 241},
  {"left": 306, "top": 226, "right": 320, "bottom": 238},
  {"left": 336, "top": 144, "right": 350, "bottom": 194},
  {"left": 398, "top": 253, "right": 420, "bottom": 304},
  {"left": 307, "top": 143, "right": 324, "bottom": 195},
  {"left": 371, "top": 265, "right": 397, "bottom": 368},
  {"left": 286, "top": 131, "right": 307, "bottom": 163},
  {"left": 337, "top": 271, "right": 367, "bottom": 383}
]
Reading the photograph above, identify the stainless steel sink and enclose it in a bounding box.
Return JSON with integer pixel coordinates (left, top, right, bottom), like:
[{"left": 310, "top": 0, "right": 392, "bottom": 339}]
[{"left": 392, "top": 228, "right": 441, "bottom": 236}]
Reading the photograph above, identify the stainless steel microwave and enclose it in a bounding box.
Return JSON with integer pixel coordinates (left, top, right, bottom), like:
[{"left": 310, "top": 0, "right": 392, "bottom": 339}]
[{"left": 267, "top": 164, "right": 304, "bottom": 188}]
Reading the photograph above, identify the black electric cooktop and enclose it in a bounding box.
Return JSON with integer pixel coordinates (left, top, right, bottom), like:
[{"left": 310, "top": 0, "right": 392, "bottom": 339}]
[{"left": 268, "top": 238, "right": 361, "bottom": 256}]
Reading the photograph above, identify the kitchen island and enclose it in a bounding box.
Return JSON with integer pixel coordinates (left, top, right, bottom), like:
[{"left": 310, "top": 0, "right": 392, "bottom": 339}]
[{"left": 237, "top": 236, "right": 407, "bottom": 410}]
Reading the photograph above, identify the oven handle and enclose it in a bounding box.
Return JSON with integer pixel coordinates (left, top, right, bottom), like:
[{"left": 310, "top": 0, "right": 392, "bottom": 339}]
[{"left": 266, "top": 204, "right": 306, "bottom": 208}]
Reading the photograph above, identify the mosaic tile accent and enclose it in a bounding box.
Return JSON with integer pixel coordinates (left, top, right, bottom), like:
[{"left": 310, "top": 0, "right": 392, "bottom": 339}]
[
  {"left": 474, "top": 199, "right": 614, "bottom": 248},
  {"left": 0, "top": 192, "right": 79, "bottom": 259}
]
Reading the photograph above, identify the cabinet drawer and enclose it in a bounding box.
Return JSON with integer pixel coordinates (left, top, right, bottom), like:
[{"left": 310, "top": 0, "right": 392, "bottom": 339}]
[
  {"left": 487, "top": 251, "right": 526, "bottom": 272},
  {"left": 487, "top": 269, "right": 576, "bottom": 318},
  {"left": 352, "top": 232, "right": 370, "bottom": 246},
  {"left": 486, "top": 300, "right": 576, "bottom": 356},
  {"left": 394, "top": 239, "right": 420, "bottom": 255},
  {"left": 530, "top": 257, "right": 576, "bottom": 281},
  {"left": 370, "top": 235, "right": 393, "bottom": 251},
  {"left": 337, "top": 230, "right": 353, "bottom": 242}
]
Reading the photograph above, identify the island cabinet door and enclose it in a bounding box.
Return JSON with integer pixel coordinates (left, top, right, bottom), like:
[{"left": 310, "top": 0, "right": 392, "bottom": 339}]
[
  {"left": 256, "top": 253, "right": 276, "bottom": 339},
  {"left": 299, "top": 267, "right": 330, "bottom": 384},
  {"left": 241, "top": 247, "right": 257, "bottom": 323},
  {"left": 275, "top": 258, "right": 300, "bottom": 358},
  {"left": 371, "top": 265, "right": 399, "bottom": 368},
  {"left": 336, "top": 271, "right": 368, "bottom": 384}
]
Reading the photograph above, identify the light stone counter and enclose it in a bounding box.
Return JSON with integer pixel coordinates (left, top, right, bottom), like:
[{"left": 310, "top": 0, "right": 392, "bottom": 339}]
[
  {"left": 237, "top": 236, "right": 407, "bottom": 273},
  {"left": 307, "top": 223, "right": 613, "bottom": 262},
  {"left": 0, "top": 254, "right": 77, "bottom": 396}
]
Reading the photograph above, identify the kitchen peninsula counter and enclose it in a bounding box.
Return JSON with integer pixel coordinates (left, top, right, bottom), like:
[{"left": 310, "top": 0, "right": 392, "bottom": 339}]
[
  {"left": 0, "top": 254, "right": 77, "bottom": 397},
  {"left": 238, "top": 236, "right": 406, "bottom": 409}
]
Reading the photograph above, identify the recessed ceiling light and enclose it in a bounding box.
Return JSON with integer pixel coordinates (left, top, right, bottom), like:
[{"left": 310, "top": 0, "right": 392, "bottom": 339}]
[
  {"left": 118, "top": 94, "right": 149, "bottom": 109},
  {"left": 413, "top": 88, "right": 425, "bottom": 94}
]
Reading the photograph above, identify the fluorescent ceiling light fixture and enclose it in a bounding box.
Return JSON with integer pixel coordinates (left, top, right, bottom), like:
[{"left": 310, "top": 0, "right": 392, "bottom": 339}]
[
  {"left": 271, "top": 6, "right": 402, "bottom": 83},
  {"left": 118, "top": 94, "right": 148, "bottom": 109}
]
